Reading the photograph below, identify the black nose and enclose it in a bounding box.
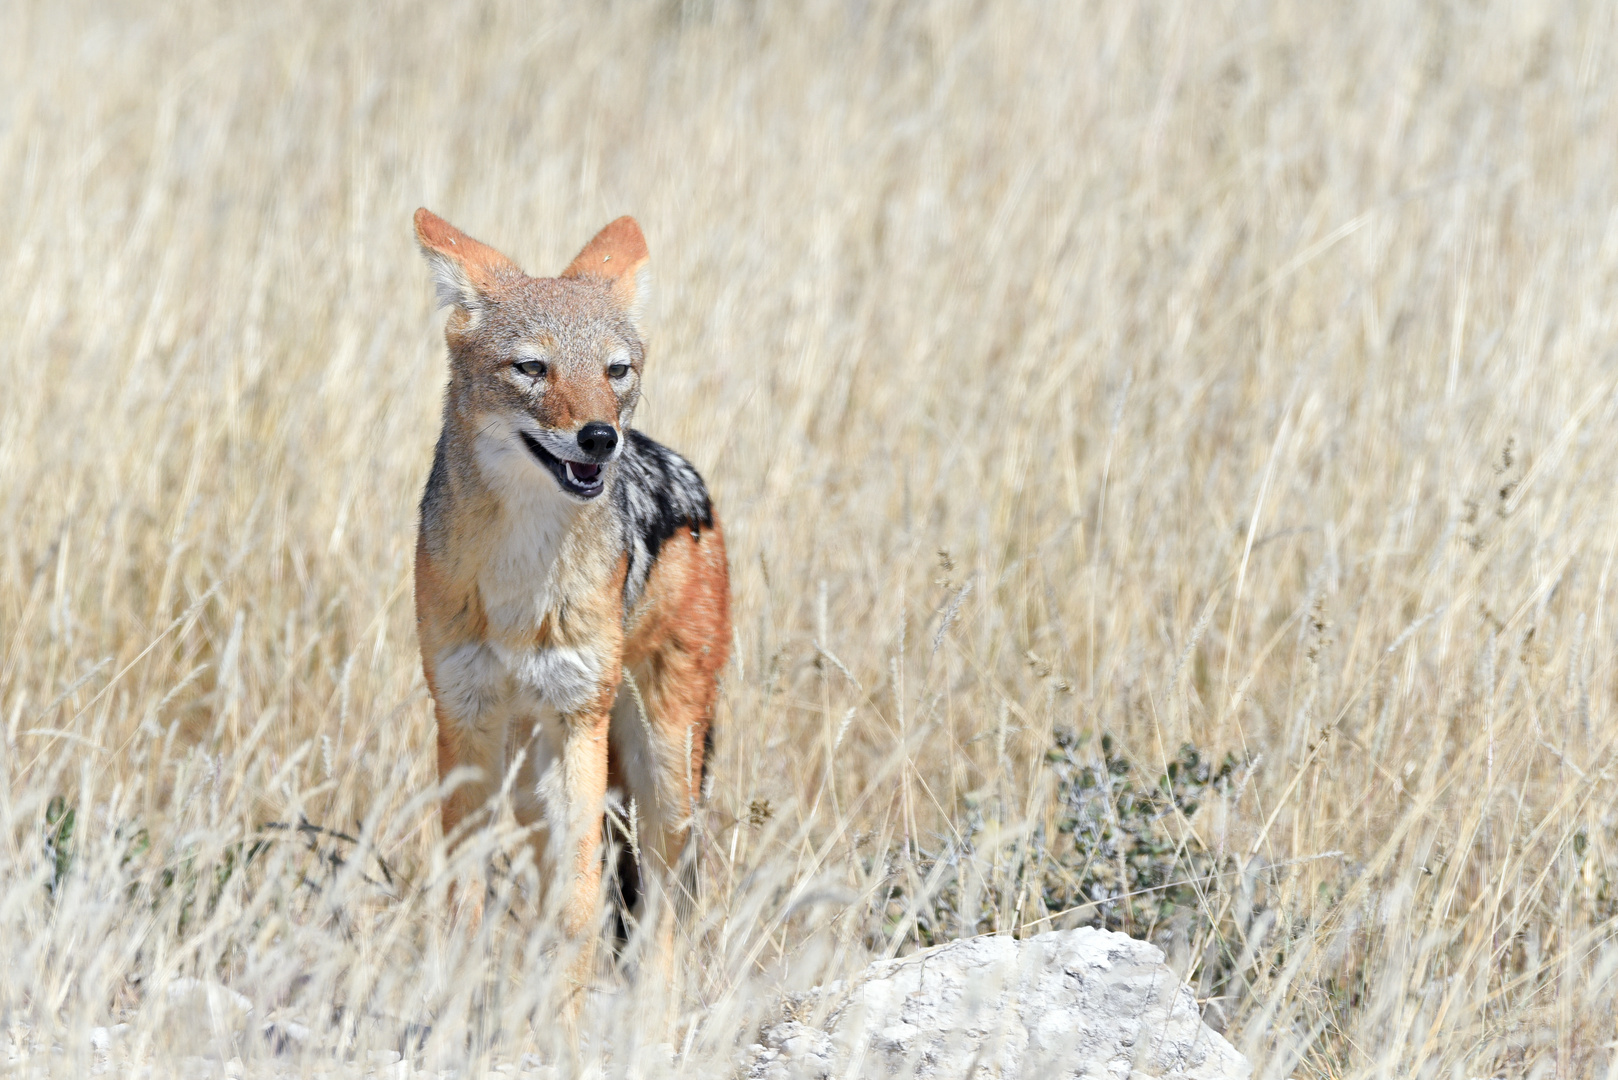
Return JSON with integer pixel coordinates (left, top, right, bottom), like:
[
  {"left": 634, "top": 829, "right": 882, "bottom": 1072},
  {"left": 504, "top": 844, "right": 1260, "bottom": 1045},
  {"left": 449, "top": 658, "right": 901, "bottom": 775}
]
[{"left": 576, "top": 422, "right": 619, "bottom": 460}]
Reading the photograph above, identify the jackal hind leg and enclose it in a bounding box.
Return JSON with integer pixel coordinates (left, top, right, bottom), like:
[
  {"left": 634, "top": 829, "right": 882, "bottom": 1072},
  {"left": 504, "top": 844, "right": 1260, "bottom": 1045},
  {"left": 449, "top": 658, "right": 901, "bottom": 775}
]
[{"left": 608, "top": 650, "right": 716, "bottom": 991}]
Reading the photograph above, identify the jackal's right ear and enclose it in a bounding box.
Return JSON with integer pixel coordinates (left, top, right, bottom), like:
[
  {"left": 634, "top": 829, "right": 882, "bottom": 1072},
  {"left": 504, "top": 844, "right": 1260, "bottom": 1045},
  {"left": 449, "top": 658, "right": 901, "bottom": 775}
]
[
  {"left": 414, "top": 208, "right": 519, "bottom": 314},
  {"left": 560, "top": 216, "right": 650, "bottom": 328}
]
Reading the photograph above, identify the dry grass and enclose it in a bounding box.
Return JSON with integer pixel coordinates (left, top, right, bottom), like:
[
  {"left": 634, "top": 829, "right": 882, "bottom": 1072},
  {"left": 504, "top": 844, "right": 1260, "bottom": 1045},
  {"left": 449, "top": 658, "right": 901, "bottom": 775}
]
[{"left": 4, "top": 1, "right": 1618, "bottom": 1076}]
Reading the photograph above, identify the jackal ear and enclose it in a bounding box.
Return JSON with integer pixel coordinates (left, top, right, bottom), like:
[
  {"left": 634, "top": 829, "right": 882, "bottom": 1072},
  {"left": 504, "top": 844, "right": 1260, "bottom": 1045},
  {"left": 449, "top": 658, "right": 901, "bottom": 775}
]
[
  {"left": 414, "top": 208, "right": 519, "bottom": 314},
  {"left": 560, "top": 216, "right": 650, "bottom": 328}
]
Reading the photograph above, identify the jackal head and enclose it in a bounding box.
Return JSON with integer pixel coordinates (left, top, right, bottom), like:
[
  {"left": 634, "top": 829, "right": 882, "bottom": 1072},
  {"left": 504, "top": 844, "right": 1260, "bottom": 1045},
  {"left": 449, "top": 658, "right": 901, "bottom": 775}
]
[{"left": 415, "top": 208, "right": 650, "bottom": 502}]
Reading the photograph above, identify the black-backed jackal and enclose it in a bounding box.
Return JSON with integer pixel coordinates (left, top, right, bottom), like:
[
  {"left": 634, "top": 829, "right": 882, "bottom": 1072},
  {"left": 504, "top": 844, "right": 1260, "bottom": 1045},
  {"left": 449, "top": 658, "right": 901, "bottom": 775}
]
[{"left": 411, "top": 209, "right": 730, "bottom": 975}]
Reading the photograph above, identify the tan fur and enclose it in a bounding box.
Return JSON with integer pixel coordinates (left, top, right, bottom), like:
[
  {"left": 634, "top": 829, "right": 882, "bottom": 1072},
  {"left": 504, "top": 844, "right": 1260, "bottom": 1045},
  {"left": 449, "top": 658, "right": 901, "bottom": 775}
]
[{"left": 412, "top": 210, "right": 730, "bottom": 989}]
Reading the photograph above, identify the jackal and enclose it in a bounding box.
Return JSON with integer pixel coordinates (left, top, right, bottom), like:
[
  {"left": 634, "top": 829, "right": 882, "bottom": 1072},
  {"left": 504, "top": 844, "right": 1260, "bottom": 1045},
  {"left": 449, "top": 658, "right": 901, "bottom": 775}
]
[{"left": 411, "top": 209, "right": 730, "bottom": 956}]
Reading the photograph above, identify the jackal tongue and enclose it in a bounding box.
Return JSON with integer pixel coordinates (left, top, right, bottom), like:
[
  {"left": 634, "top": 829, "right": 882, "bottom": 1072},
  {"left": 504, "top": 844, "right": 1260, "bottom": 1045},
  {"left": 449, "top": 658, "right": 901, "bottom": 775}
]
[{"left": 566, "top": 461, "right": 601, "bottom": 483}]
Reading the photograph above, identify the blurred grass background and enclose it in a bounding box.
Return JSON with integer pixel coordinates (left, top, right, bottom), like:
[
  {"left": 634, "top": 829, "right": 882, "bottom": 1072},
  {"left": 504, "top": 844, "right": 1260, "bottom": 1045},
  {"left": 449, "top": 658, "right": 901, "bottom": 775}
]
[{"left": 4, "top": 1, "right": 1618, "bottom": 1075}]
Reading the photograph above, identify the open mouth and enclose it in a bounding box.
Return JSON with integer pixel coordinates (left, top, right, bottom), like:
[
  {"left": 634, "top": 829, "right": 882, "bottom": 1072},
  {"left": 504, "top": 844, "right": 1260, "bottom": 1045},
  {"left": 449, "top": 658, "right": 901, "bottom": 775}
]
[{"left": 519, "top": 431, "right": 606, "bottom": 499}]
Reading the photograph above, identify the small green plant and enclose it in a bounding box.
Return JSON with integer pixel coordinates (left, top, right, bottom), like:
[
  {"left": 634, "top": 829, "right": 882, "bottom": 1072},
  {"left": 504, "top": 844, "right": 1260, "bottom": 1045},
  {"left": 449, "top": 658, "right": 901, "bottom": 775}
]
[
  {"left": 43, "top": 795, "right": 76, "bottom": 897},
  {"left": 888, "top": 732, "right": 1241, "bottom": 950},
  {"left": 1040, "top": 731, "right": 1239, "bottom": 931}
]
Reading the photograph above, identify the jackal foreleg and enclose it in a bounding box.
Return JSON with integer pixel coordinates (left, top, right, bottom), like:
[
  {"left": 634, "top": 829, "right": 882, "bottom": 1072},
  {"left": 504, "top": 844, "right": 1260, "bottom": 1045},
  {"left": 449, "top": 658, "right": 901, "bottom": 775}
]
[{"left": 554, "top": 705, "right": 613, "bottom": 935}]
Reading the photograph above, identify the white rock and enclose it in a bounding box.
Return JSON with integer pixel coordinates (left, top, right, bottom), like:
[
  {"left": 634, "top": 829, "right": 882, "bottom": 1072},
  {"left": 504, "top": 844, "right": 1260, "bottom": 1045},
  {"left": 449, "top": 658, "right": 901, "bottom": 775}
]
[{"left": 748, "top": 927, "right": 1250, "bottom": 1080}]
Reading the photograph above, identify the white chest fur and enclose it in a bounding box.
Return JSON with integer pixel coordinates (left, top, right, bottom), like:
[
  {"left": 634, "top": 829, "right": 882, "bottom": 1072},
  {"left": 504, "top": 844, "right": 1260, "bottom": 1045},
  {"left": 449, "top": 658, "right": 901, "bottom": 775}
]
[
  {"left": 473, "top": 417, "right": 581, "bottom": 640},
  {"left": 433, "top": 639, "right": 600, "bottom": 727},
  {"left": 429, "top": 418, "right": 603, "bottom": 729}
]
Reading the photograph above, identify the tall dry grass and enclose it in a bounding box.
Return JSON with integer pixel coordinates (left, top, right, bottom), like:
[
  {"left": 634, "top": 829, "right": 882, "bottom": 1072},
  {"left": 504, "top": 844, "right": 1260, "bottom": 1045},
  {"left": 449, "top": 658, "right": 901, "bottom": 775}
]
[{"left": 4, "top": 0, "right": 1618, "bottom": 1075}]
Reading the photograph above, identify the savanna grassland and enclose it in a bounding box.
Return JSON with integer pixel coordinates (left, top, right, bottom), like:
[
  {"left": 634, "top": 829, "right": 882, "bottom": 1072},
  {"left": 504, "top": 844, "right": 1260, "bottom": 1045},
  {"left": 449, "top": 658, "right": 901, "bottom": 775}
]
[{"left": 4, "top": 2, "right": 1618, "bottom": 1076}]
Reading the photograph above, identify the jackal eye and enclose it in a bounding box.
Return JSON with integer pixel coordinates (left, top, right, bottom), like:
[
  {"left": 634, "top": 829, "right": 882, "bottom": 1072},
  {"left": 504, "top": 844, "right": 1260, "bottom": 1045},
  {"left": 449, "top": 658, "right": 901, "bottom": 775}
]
[
  {"left": 607, "top": 362, "right": 630, "bottom": 379},
  {"left": 514, "top": 359, "right": 548, "bottom": 379}
]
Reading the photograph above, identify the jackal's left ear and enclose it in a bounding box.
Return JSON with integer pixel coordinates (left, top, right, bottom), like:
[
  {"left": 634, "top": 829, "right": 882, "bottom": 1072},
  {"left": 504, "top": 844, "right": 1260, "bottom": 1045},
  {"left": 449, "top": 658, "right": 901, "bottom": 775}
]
[
  {"left": 560, "top": 216, "right": 650, "bottom": 328},
  {"left": 414, "top": 208, "right": 519, "bottom": 314}
]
